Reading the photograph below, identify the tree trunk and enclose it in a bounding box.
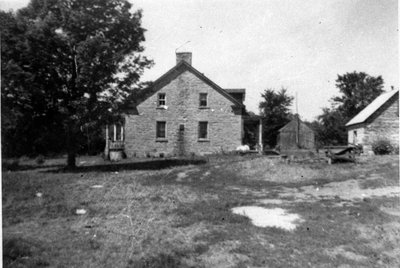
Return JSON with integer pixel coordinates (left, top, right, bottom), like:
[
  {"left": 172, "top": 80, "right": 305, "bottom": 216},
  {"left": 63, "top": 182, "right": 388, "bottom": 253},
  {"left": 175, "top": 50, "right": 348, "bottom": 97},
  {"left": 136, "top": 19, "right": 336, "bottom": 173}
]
[
  {"left": 67, "top": 151, "right": 76, "bottom": 168},
  {"left": 66, "top": 124, "right": 76, "bottom": 168}
]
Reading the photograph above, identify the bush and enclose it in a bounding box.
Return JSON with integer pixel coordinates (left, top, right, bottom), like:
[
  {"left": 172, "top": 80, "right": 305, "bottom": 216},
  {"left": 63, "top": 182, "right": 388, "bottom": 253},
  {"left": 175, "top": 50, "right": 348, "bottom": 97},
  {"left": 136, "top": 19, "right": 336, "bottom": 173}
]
[
  {"left": 372, "top": 139, "right": 394, "bottom": 155},
  {"left": 35, "top": 155, "right": 45, "bottom": 165},
  {"left": 2, "top": 159, "right": 20, "bottom": 171}
]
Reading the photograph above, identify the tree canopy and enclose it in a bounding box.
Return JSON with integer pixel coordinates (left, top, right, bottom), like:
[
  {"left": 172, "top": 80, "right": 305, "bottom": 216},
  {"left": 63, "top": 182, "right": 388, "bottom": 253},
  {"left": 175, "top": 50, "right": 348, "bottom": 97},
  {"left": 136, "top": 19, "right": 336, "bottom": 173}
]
[
  {"left": 259, "top": 88, "right": 294, "bottom": 148},
  {"left": 312, "top": 71, "right": 385, "bottom": 146},
  {"left": 333, "top": 71, "right": 384, "bottom": 118},
  {"left": 1, "top": 0, "right": 152, "bottom": 166}
]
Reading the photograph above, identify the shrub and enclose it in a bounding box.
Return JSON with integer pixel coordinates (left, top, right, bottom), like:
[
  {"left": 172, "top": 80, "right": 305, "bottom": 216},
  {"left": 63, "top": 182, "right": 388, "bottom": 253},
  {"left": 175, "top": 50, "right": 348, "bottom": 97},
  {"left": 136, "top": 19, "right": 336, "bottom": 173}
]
[
  {"left": 372, "top": 139, "right": 394, "bottom": 155},
  {"left": 35, "top": 155, "right": 45, "bottom": 165},
  {"left": 19, "top": 155, "right": 30, "bottom": 162},
  {"left": 2, "top": 159, "right": 20, "bottom": 171}
]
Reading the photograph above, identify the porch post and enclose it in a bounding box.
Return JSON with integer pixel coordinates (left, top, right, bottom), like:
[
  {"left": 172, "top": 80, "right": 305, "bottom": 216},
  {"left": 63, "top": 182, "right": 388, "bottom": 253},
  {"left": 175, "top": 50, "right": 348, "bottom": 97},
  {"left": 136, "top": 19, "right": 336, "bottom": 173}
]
[
  {"left": 121, "top": 124, "right": 124, "bottom": 141},
  {"left": 258, "top": 118, "right": 263, "bottom": 154},
  {"left": 113, "top": 124, "right": 117, "bottom": 141}
]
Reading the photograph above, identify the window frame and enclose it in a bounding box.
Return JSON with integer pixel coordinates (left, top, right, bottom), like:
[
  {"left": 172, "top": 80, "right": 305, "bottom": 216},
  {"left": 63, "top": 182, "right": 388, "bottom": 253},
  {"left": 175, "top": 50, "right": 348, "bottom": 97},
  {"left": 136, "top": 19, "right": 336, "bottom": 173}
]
[
  {"left": 158, "top": 93, "right": 166, "bottom": 107},
  {"left": 198, "top": 121, "right": 209, "bottom": 141},
  {"left": 199, "top": 93, "right": 208, "bottom": 108},
  {"left": 156, "top": 121, "right": 167, "bottom": 140}
]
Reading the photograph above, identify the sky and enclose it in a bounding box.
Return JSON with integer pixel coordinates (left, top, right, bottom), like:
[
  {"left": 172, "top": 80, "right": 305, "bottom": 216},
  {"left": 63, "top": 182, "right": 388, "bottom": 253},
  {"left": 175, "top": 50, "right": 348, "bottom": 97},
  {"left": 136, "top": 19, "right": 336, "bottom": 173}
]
[{"left": 1, "top": 0, "right": 398, "bottom": 120}]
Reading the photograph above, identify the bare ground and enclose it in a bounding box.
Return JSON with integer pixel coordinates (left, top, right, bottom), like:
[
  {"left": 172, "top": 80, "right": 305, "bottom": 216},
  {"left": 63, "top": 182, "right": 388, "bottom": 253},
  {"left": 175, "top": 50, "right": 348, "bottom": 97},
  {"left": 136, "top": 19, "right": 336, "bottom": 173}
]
[{"left": 2, "top": 154, "right": 399, "bottom": 267}]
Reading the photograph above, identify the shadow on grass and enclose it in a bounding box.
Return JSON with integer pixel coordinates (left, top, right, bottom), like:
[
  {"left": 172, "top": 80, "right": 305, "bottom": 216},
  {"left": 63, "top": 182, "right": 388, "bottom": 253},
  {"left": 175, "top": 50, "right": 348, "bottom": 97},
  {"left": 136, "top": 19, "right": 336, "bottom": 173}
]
[
  {"left": 47, "top": 158, "right": 208, "bottom": 173},
  {"left": 2, "top": 163, "right": 65, "bottom": 172},
  {"left": 3, "top": 237, "right": 49, "bottom": 267}
]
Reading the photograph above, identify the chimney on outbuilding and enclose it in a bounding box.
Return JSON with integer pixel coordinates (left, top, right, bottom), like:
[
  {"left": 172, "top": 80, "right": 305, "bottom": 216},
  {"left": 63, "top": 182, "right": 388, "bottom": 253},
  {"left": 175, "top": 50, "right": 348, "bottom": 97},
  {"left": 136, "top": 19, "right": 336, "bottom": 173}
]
[{"left": 176, "top": 52, "right": 192, "bottom": 65}]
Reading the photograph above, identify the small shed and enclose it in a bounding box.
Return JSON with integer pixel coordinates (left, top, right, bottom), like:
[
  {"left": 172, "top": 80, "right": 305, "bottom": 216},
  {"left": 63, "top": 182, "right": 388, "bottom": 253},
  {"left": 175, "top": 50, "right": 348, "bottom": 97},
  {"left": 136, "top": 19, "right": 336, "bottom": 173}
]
[
  {"left": 277, "top": 115, "right": 315, "bottom": 150},
  {"left": 346, "top": 89, "right": 399, "bottom": 153}
]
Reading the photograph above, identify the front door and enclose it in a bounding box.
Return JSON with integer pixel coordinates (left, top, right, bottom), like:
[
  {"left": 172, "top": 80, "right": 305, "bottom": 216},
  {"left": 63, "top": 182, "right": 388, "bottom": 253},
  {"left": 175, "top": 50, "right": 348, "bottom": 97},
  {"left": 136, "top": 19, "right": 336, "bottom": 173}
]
[{"left": 177, "top": 124, "right": 185, "bottom": 156}]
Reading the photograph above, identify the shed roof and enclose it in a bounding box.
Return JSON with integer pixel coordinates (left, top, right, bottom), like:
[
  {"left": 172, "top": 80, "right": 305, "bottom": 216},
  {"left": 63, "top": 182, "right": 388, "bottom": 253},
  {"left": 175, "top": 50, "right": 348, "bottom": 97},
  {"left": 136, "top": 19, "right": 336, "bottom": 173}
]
[
  {"left": 345, "top": 89, "right": 399, "bottom": 127},
  {"left": 279, "top": 117, "right": 314, "bottom": 133}
]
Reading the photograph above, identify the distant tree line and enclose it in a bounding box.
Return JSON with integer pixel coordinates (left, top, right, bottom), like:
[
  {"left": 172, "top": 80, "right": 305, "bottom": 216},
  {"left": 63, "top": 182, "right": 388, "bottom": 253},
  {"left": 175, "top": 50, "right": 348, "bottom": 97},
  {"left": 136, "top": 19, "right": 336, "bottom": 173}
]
[{"left": 259, "top": 71, "right": 385, "bottom": 148}]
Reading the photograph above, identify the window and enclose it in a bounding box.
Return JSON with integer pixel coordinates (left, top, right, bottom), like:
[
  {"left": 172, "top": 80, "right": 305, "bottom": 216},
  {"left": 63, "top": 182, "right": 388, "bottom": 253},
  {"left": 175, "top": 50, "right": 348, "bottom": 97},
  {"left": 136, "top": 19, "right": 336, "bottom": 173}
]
[
  {"left": 199, "top": 93, "right": 208, "bottom": 107},
  {"left": 178, "top": 124, "right": 184, "bottom": 141},
  {"left": 353, "top": 130, "right": 357, "bottom": 144},
  {"left": 158, "top": 93, "right": 166, "bottom": 106},
  {"left": 108, "top": 124, "right": 124, "bottom": 141},
  {"left": 198, "top": 122, "right": 208, "bottom": 139},
  {"left": 115, "top": 124, "right": 122, "bottom": 141},
  {"left": 156, "top": 121, "right": 166, "bottom": 139}
]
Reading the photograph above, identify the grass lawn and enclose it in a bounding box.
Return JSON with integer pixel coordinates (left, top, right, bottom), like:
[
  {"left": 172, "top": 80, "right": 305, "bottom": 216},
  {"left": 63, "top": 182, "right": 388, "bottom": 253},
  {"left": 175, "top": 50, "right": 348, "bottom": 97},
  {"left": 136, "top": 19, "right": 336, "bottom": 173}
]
[{"left": 2, "top": 154, "right": 399, "bottom": 267}]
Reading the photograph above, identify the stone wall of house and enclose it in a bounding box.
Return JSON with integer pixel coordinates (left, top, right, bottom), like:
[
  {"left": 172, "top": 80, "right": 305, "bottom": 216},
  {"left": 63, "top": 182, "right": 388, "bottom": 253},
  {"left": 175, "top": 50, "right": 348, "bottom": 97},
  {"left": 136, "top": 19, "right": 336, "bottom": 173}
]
[
  {"left": 124, "top": 70, "right": 243, "bottom": 157},
  {"left": 350, "top": 95, "right": 399, "bottom": 153},
  {"left": 364, "top": 95, "right": 399, "bottom": 151},
  {"left": 347, "top": 126, "right": 366, "bottom": 145}
]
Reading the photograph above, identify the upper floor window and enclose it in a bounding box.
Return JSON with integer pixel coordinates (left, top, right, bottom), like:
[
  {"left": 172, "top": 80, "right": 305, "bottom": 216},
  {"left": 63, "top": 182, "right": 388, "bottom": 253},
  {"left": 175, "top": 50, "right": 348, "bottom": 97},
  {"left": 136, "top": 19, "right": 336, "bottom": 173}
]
[
  {"left": 199, "top": 93, "right": 208, "bottom": 107},
  {"left": 158, "top": 93, "right": 166, "bottom": 106}
]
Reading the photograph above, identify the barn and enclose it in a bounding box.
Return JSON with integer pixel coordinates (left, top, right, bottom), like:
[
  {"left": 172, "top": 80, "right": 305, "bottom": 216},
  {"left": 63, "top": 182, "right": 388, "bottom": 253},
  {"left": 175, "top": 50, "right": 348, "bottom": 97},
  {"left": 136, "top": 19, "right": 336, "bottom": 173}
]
[
  {"left": 277, "top": 115, "right": 315, "bottom": 150},
  {"left": 346, "top": 89, "right": 399, "bottom": 154}
]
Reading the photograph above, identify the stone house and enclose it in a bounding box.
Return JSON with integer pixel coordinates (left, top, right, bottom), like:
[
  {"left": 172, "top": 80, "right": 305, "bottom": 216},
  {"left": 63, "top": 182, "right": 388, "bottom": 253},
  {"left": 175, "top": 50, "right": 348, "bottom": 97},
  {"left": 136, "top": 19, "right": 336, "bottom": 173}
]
[
  {"left": 345, "top": 89, "right": 399, "bottom": 153},
  {"left": 107, "top": 52, "right": 262, "bottom": 158}
]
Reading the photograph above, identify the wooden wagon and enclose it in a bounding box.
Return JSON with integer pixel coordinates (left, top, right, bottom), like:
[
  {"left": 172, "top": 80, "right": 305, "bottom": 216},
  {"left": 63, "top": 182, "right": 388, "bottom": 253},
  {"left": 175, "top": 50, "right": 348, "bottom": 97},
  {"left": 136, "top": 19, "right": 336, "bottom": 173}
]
[{"left": 324, "top": 145, "right": 361, "bottom": 164}]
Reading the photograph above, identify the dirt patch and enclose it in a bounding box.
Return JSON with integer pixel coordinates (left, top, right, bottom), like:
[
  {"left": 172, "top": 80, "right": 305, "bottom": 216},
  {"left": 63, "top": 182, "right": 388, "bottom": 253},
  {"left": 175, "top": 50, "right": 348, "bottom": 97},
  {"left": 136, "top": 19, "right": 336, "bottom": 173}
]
[
  {"left": 257, "top": 199, "right": 284, "bottom": 205},
  {"left": 176, "top": 172, "right": 188, "bottom": 182},
  {"left": 176, "top": 168, "right": 201, "bottom": 182},
  {"left": 231, "top": 206, "right": 303, "bottom": 231},
  {"left": 200, "top": 170, "right": 211, "bottom": 180},
  {"left": 279, "top": 179, "right": 400, "bottom": 202},
  {"left": 325, "top": 245, "right": 368, "bottom": 262},
  {"left": 380, "top": 206, "right": 400, "bottom": 217}
]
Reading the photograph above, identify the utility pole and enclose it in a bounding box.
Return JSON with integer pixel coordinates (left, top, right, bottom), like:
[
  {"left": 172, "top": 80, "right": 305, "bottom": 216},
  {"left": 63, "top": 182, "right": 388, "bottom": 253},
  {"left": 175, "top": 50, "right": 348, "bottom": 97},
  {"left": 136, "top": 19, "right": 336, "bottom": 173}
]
[{"left": 296, "top": 92, "right": 300, "bottom": 148}]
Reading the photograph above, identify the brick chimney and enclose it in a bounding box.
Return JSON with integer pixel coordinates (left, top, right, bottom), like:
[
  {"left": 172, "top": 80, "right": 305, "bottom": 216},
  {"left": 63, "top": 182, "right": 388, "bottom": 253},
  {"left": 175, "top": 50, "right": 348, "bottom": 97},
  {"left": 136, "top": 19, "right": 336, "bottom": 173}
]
[{"left": 176, "top": 52, "right": 192, "bottom": 65}]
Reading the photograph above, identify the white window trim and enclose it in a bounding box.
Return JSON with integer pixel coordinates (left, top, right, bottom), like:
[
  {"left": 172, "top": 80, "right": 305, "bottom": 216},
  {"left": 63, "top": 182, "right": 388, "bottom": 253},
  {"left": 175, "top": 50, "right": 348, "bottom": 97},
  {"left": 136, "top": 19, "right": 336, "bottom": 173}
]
[
  {"left": 158, "top": 93, "right": 166, "bottom": 107},
  {"left": 199, "top": 93, "right": 208, "bottom": 108}
]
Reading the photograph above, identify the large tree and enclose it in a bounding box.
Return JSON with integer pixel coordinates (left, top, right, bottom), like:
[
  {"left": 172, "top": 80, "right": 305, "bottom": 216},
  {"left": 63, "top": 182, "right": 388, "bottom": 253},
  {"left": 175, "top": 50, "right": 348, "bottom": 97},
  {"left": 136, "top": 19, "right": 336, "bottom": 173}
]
[
  {"left": 259, "top": 88, "right": 294, "bottom": 148},
  {"left": 312, "top": 71, "right": 385, "bottom": 146},
  {"left": 333, "top": 71, "right": 384, "bottom": 118},
  {"left": 1, "top": 0, "right": 152, "bottom": 166}
]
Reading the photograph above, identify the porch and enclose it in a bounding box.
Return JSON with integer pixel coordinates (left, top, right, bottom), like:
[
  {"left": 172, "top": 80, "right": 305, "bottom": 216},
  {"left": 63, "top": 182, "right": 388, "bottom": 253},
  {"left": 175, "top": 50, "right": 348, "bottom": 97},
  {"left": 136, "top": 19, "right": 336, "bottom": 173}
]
[
  {"left": 243, "top": 115, "right": 263, "bottom": 154},
  {"left": 104, "top": 124, "right": 125, "bottom": 161}
]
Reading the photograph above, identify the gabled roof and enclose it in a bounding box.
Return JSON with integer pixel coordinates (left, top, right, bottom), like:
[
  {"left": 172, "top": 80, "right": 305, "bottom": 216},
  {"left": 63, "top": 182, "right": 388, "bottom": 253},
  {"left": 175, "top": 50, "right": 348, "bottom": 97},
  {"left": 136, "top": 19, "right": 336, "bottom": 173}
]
[
  {"left": 135, "top": 61, "right": 244, "bottom": 108},
  {"left": 345, "top": 89, "right": 399, "bottom": 127},
  {"left": 279, "top": 116, "right": 314, "bottom": 133}
]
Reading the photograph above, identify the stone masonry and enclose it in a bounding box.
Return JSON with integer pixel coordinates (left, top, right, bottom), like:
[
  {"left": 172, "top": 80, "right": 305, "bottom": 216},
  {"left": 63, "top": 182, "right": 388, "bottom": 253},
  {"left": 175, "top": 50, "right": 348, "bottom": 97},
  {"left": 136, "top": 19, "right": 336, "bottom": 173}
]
[
  {"left": 124, "top": 68, "right": 243, "bottom": 158},
  {"left": 347, "top": 94, "right": 399, "bottom": 153}
]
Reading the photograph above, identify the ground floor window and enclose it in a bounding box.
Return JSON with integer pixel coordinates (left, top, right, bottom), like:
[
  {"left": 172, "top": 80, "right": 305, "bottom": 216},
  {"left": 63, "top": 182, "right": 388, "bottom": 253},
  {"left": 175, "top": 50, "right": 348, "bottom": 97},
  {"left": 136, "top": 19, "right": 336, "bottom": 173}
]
[
  {"left": 107, "top": 124, "right": 124, "bottom": 141},
  {"left": 198, "top": 121, "right": 208, "bottom": 139},
  {"left": 156, "top": 121, "right": 166, "bottom": 138}
]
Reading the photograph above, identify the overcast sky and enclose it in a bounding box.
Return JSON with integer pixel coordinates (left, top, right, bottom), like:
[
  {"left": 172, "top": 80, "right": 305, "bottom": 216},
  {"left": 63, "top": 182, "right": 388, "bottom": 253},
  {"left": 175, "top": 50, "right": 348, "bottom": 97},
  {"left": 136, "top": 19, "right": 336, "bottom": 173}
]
[{"left": 1, "top": 0, "right": 398, "bottom": 120}]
